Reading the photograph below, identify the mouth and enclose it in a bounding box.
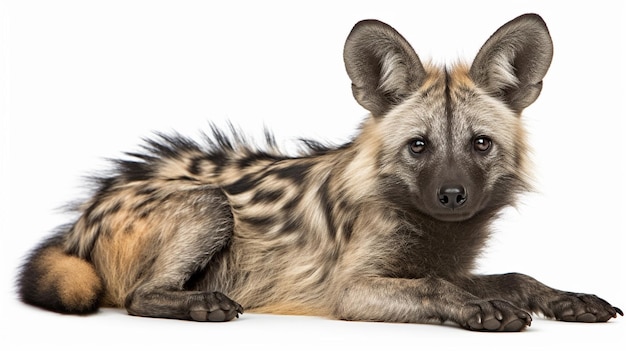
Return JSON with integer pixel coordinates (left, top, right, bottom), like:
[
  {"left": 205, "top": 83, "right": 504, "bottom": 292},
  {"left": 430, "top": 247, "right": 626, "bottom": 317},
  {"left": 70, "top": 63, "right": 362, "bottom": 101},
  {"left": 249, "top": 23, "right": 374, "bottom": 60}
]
[{"left": 428, "top": 210, "right": 476, "bottom": 222}]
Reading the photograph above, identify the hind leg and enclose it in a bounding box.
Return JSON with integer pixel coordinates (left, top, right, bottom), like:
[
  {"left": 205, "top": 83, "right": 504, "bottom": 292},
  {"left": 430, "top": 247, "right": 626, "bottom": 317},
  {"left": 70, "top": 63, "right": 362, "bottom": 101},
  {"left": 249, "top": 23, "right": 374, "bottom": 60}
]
[
  {"left": 123, "top": 189, "right": 243, "bottom": 322},
  {"left": 124, "top": 239, "right": 243, "bottom": 322},
  {"left": 126, "top": 289, "right": 242, "bottom": 322}
]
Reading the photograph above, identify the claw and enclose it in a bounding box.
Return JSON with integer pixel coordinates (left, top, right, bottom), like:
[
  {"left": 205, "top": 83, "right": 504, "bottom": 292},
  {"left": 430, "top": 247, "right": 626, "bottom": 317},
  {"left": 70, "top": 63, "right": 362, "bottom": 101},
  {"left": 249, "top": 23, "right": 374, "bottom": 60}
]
[{"left": 495, "top": 310, "right": 503, "bottom": 321}]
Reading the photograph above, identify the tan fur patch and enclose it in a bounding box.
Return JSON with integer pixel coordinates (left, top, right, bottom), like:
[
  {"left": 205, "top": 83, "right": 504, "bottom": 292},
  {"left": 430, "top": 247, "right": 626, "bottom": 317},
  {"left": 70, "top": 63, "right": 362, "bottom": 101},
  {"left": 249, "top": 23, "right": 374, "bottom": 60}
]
[
  {"left": 38, "top": 247, "right": 102, "bottom": 309},
  {"left": 93, "top": 212, "right": 154, "bottom": 307},
  {"left": 448, "top": 63, "right": 475, "bottom": 89}
]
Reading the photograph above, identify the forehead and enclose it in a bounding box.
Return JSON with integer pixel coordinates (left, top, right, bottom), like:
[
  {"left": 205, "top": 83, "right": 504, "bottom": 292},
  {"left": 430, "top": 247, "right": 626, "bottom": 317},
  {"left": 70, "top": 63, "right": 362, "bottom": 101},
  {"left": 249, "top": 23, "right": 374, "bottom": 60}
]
[{"left": 382, "top": 64, "right": 520, "bottom": 144}]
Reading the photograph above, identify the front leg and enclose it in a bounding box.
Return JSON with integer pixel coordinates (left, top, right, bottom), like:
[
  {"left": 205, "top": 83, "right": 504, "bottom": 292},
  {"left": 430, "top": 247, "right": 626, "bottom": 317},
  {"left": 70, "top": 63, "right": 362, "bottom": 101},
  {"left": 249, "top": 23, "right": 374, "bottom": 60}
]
[
  {"left": 456, "top": 273, "right": 622, "bottom": 322},
  {"left": 332, "top": 276, "right": 532, "bottom": 331}
]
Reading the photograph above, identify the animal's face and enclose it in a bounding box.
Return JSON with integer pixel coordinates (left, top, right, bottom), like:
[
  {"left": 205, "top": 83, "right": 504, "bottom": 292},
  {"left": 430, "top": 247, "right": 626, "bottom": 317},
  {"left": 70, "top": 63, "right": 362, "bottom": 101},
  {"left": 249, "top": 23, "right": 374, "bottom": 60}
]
[
  {"left": 376, "top": 67, "right": 527, "bottom": 222},
  {"left": 344, "top": 17, "right": 553, "bottom": 221}
]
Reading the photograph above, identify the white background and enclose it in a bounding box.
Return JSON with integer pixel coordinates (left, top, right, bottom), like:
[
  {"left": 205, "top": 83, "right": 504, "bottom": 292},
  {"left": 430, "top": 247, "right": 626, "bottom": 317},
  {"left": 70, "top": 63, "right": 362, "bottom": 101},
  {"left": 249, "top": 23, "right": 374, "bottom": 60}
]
[{"left": 1, "top": 0, "right": 624, "bottom": 349}]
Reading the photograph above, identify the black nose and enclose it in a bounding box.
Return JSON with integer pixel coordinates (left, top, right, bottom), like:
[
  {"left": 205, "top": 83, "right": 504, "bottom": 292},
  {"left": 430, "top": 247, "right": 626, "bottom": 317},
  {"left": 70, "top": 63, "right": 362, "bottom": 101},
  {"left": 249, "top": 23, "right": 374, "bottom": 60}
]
[{"left": 438, "top": 185, "right": 467, "bottom": 209}]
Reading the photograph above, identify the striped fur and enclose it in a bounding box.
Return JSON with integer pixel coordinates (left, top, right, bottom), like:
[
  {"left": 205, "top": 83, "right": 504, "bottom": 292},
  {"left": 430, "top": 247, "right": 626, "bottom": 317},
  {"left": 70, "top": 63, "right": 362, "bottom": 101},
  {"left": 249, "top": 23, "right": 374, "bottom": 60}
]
[{"left": 18, "top": 14, "right": 621, "bottom": 330}]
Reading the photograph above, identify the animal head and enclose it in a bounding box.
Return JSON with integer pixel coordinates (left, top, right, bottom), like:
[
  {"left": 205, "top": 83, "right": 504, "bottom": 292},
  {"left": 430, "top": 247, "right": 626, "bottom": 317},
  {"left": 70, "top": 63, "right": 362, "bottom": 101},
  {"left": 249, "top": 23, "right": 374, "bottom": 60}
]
[{"left": 343, "top": 14, "right": 553, "bottom": 221}]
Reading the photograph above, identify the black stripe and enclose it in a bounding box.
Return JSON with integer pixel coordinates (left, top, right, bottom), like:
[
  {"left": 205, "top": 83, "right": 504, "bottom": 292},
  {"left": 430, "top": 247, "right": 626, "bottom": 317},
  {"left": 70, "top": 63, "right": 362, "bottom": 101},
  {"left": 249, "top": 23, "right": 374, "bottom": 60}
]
[
  {"left": 168, "top": 176, "right": 197, "bottom": 182},
  {"left": 266, "top": 162, "right": 313, "bottom": 182},
  {"left": 188, "top": 155, "right": 208, "bottom": 175},
  {"left": 84, "top": 200, "right": 122, "bottom": 228},
  {"left": 132, "top": 196, "right": 159, "bottom": 213},
  {"left": 137, "top": 208, "right": 152, "bottom": 219},
  {"left": 207, "top": 151, "right": 230, "bottom": 175},
  {"left": 250, "top": 189, "right": 285, "bottom": 204},
  {"left": 317, "top": 178, "right": 336, "bottom": 240},
  {"left": 238, "top": 215, "right": 277, "bottom": 228},
  {"left": 281, "top": 216, "right": 303, "bottom": 233},
  {"left": 444, "top": 68, "right": 454, "bottom": 136},
  {"left": 342, "top": 218, "right": 355, "bottom": 242},
  {"left": 223, "top": 161, "right": 312, "bottom": 196},
  {"left": 282, "top": 193, "right": 303, "bottom": 212},
  {"left": 237, "top": 151, "right": 280, "bottom": 169},
  {"left": 222, "top": 174, "right": 262, "bottom": 195},
  {"left": 132, "top": 193, "right": 173, "bottom": 218},
  {"left": 136, "top": 186, "right": 158, "bottom": 196},
  {"left": 117, "top": 159, "right": 154, "bottom": 182}
]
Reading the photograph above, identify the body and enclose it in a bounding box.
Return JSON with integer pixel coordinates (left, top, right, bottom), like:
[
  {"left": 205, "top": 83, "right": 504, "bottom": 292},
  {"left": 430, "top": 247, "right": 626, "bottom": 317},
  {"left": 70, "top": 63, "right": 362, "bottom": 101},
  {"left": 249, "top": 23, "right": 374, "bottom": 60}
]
[{"left": 18, "top": 14, "right": 621, "bottom": 331}]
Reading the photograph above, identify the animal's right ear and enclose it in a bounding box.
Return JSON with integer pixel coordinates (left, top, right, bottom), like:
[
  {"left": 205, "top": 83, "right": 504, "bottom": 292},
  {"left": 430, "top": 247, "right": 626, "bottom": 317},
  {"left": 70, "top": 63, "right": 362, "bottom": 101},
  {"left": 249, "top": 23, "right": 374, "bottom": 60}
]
[{"left": 344, "top": 20, "right": 427, "bottom": 117}]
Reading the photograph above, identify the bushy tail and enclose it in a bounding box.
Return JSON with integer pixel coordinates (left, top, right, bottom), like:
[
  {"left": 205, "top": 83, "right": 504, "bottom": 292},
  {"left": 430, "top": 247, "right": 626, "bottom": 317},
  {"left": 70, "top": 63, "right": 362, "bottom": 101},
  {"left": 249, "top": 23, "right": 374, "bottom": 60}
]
[{"left": 18, "top": 232, "right": 103, "bottom": 314}]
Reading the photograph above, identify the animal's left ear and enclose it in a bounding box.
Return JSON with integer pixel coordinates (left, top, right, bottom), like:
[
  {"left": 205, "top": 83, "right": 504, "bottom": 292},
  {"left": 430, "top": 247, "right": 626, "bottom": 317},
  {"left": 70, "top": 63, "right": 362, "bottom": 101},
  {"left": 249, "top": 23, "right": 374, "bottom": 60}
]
[{"left": 470, "top": 14, "right": 553, "bottom": 113}]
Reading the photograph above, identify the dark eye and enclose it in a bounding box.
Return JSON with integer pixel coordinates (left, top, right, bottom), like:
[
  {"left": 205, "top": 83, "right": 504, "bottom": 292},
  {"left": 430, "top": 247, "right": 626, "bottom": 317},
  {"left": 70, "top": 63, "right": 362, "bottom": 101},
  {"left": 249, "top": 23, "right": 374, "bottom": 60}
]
[
  {"left": 409, "top": 138, "right": 427, "bottom": 155},
  {"left": 473, "top": 136, "right": 492, "bottom": 153}
]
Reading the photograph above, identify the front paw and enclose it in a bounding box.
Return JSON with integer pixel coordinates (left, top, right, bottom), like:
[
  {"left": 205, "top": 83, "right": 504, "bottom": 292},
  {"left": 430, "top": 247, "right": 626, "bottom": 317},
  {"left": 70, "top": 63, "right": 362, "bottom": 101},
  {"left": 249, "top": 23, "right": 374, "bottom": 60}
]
[
  {"left": 461, "top": 299, "right": 532, "bottom": 332},
  {"left": 549, "top": 293, "right": 622, "bottom": 322}
]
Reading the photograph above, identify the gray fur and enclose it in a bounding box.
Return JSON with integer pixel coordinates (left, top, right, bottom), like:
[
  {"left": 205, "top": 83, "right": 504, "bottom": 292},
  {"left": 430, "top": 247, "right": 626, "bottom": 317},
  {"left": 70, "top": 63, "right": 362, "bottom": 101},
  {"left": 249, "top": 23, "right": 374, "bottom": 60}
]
[{"left": 17, "top": 14, "right": 621, "bottom": 330}]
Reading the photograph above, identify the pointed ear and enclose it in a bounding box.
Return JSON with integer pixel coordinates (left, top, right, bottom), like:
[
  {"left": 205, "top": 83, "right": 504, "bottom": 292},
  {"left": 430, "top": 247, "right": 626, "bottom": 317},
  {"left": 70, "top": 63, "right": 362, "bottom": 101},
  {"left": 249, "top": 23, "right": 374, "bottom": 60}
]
[
  {"left": 470, "top": 14, "right": 553, "bottom": 113},
  {"left": 344, "top": 20, "right": 427, "bottom": 117}
]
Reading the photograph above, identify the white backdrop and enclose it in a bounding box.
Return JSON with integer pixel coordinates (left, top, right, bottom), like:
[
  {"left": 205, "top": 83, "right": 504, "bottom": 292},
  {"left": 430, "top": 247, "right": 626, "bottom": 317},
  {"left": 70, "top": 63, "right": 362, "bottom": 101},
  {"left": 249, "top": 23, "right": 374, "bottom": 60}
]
[{"left": 1, "top": 0, "right": 624, "bottom": 349}]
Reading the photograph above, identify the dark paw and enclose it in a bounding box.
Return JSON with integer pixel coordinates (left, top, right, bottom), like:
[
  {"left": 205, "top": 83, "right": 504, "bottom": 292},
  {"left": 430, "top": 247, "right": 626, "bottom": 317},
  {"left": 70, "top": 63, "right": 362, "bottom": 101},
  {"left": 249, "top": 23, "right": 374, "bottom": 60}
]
[
  {"left": 462, "top": 300, "right": 532, "bottom": 332},
  {"left": 189, "top": 292, "right": 243, "bottom": 322},
  {"left": 550, "top": 293, "right": 622, "bottom": 323}
]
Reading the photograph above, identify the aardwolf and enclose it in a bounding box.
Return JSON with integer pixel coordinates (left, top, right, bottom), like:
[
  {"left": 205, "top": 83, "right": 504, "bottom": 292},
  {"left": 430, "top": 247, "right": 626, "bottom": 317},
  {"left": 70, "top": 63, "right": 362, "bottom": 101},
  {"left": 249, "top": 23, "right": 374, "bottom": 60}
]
[{"left": 18, "top": 14, "right": 621, "bottom": 331}]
